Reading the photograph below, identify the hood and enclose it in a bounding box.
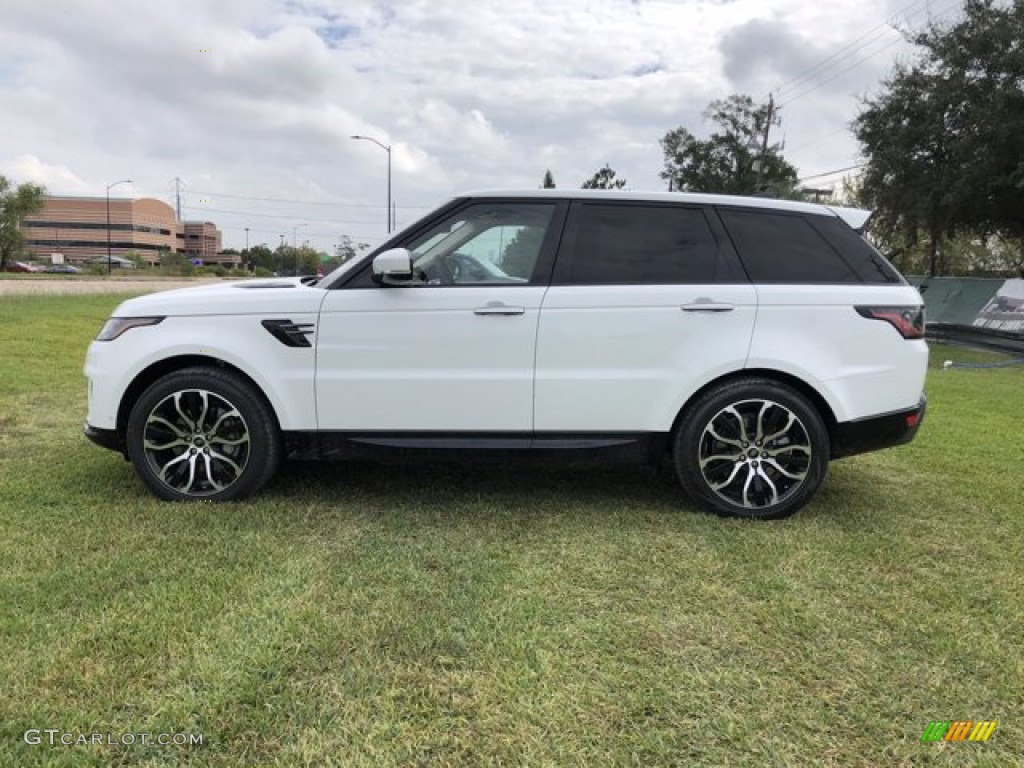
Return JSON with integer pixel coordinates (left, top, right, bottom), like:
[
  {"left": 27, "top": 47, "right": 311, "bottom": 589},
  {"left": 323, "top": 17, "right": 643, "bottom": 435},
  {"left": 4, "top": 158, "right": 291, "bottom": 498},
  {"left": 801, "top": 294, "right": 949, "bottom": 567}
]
[{"left": 111, "top": 277, "right": 327, "bottom": 317}]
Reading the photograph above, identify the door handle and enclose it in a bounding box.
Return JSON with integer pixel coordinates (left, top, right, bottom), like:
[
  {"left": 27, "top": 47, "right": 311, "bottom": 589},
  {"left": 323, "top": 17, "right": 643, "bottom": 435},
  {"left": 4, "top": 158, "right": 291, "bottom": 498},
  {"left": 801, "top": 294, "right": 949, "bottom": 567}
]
[
  {"left": 681, "top": 299, "right": 734, "bottom": 312},
  {"left": 474, "top": 303, "right": 525, "bottom": 316}
]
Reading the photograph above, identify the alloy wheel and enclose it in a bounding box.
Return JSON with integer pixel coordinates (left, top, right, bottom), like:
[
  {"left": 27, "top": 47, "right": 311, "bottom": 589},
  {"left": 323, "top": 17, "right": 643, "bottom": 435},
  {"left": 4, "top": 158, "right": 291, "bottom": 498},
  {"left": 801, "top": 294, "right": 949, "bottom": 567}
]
[
  {"left": 141, "top": 388, "right": 251, "bottom": 496},
  {"left": 697, "top": 398, "right": 812, "bottom": 510}
]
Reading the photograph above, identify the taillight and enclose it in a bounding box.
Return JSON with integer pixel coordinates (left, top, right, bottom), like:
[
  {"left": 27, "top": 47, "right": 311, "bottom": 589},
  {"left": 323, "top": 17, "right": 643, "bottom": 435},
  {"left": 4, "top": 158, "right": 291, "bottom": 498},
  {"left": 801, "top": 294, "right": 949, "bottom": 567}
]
[{"left": 855, "top": 306, "right": 925, "bottom": 339}]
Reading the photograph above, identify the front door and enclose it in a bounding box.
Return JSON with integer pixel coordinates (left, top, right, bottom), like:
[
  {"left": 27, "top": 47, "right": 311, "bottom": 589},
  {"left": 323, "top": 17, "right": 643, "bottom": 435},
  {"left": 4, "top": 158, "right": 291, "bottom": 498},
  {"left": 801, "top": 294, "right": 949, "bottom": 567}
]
[{"left": 316, "top": 200, "right": 564, "bottom": 433}]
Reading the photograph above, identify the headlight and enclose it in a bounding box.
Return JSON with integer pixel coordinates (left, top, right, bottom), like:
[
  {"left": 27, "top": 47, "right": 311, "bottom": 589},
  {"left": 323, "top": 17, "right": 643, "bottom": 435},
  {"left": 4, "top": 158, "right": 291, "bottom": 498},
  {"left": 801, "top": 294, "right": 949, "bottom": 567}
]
[{"left": 95, "top": 316, "right": 165, "bottom": 341}]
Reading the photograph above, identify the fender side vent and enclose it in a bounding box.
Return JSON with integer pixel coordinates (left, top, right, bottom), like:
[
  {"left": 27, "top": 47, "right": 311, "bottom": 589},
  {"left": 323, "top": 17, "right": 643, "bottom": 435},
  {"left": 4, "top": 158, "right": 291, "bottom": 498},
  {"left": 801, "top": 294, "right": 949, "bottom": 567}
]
[{"left": 262, "top": 319, "right": 315, "bottom": 348}]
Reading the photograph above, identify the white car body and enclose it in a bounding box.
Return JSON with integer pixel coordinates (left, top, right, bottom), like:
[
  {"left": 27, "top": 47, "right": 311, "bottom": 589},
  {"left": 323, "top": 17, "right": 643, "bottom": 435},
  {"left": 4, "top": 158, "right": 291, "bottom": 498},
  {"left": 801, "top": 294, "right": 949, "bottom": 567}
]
[{"left": 84, "top": 190, "right": 928, "bottom": 518}]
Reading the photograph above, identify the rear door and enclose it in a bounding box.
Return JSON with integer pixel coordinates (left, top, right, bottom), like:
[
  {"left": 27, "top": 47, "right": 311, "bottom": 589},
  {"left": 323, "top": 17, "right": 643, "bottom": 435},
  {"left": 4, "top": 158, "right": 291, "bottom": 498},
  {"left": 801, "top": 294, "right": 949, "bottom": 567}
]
[{"left": 534, "top": 201, "right": 757, "bottom": 433}]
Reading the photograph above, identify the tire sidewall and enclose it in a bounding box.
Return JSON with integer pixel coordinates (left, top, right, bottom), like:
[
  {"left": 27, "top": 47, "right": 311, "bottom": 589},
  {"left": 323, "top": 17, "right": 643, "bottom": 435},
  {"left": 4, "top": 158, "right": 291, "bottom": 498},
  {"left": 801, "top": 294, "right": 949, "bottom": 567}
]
[{"left": 674, "top": 379, "right": 829, "bottom": 520}]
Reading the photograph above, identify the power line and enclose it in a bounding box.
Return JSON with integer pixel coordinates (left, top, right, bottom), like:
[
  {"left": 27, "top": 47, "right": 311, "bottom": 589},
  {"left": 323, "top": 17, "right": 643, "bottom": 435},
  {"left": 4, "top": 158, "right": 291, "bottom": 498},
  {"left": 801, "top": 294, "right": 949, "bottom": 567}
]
[
  {"left": 187, "top": 189, "right": 430, "bottom": 210},
  {"left": 798, "top": 163, "right": 866, "bottom": 182},
  {"left": 787, "top": 126, "right": 853, "bottom": 154},
  {"left": 774, "top": 0, "right": 928, "bottom": 99},
  {"left": 181, "top": 204, "right": 388, "bottom": 225},
  {"left": 216, "top": 224, "right": 383, "bottom": 243},
  {"left": 777, "top": 36, "right": 905, "bottom": 108},
  {"left": 774, "top": 0, "right": 960, "bottom": 109}
]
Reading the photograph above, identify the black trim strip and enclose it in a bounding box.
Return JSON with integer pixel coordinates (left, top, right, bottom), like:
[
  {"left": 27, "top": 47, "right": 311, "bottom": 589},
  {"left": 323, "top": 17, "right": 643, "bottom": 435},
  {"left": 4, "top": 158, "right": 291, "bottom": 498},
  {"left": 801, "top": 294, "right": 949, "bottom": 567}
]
[
  {"left": 831, "top": 396, "right": 926, "bottom": 459},
  {"left": 283, "top": 431, "right": 669, "bottom": 463},
  {"left": 83, "top": 422, "right": 126, "bottom": 456}
]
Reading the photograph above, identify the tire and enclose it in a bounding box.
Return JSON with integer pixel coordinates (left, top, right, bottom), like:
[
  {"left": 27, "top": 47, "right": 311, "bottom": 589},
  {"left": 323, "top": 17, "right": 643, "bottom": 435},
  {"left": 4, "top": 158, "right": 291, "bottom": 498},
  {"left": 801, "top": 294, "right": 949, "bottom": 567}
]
[
  {"left": 673, "top": 378, "right": 829, "bottom": 520},
  {"left": 126, "top": 367, "right": 281, "bottom": 501}
]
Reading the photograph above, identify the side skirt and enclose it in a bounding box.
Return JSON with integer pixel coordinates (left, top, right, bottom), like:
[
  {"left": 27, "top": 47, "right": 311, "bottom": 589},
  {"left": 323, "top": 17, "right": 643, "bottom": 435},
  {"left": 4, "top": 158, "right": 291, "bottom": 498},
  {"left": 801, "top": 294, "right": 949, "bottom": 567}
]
[{"left": 283, "top": 431, "right": 670, "bottom": 464}]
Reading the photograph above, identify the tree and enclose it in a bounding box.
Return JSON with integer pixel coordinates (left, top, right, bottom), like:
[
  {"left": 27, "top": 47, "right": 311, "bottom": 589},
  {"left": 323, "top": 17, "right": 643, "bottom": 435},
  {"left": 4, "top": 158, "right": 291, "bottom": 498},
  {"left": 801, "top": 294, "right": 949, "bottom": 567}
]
[
  {"left": 160, "top": 250, "right": 185, "bottom": 274},
  {"left": 541, "top": 170, "right": 556, "bottom": 189},
  {"left": 500, "top": 228, "right": 543, "bottom": 279},
  {"left": 581, "top": 164, "right": 627, "bottom": 189},
  {"left": 0, "top": 175, "right": 46, "bottom": 269},
  {"left": 293, "top": 244, "right": 320, "bottom": 275},
  {"left": 854, "top": 0, "right": 1024, "bottom": 276},
  {"left": 335, "top": 235, "right": 369, "bottom": 264},
  {"left": 246, "top": 244, "right": 274, "bottom": 272},
  {"left": 660, "top": 94, "right": 798, "bottom": 196}
]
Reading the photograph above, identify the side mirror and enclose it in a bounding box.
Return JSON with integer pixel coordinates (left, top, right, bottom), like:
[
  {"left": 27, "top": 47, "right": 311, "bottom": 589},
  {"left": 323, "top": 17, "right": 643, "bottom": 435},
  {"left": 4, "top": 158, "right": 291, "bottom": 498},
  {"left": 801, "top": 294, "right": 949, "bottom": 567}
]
[{"left": 372, "top": 248, "right": 414, "bottom": 285}]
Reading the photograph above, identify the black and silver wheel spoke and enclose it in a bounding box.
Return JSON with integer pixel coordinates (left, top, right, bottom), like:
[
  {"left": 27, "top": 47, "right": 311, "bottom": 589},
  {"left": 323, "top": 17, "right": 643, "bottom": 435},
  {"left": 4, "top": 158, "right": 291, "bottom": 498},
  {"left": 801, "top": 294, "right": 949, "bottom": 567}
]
[
  {"left": 699, "top": 398, "right": 812, "bottom": 510},
  {"left": 142, "top": 388, "right": 251, "bottom": 497}
]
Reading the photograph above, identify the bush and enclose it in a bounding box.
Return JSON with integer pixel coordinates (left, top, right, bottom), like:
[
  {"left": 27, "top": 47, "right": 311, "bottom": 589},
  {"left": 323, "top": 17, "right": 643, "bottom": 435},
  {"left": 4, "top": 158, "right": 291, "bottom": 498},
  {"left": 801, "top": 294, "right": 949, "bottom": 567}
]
[
  {"left": 193, "top": 265, "right": 228, "bottom": 277},
  {"left": 253, "top": 267, "right": 272, "bottom": 278}
]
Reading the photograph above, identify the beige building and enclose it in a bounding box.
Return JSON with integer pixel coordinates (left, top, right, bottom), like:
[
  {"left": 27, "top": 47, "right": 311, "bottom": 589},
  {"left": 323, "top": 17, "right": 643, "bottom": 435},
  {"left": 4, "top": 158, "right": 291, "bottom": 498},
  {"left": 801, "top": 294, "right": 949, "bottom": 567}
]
[
  {"left": 179, "top": 220, "right": 232, "bottom": 264},
  {"left": 20, "top": 196, "right": 233, "bottom": 266}
]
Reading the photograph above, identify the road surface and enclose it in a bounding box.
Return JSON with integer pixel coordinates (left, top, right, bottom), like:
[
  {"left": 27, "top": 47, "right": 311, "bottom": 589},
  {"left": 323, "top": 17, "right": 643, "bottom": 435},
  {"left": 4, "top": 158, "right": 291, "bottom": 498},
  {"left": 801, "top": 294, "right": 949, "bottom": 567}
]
[{"left": 0, "top": 278, "right": 223, "bottom": 296}]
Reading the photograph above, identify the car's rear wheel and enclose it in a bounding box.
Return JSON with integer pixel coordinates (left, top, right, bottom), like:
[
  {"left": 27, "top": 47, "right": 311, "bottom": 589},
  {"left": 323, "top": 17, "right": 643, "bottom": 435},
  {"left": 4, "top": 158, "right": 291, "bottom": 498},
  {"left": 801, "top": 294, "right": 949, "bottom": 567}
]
[
  {"left": 126, "top": 367, "right": 281, "bottom": 501},
  {"left": 673, "top": 378, "right": 829, "bottom": 520}
]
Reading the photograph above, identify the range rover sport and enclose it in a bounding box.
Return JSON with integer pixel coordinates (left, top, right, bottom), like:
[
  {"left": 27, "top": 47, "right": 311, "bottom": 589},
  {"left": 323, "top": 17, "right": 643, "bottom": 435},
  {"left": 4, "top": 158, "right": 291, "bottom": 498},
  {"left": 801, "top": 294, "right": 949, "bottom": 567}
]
[{"left": 84, "top": 190, "right": 927, "bottom": 519}]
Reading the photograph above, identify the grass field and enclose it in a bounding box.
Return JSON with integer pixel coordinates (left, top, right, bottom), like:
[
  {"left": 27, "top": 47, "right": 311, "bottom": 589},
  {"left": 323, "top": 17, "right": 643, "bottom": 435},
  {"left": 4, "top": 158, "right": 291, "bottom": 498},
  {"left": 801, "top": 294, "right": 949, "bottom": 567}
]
[{"left": 1, "top": 294, "right": 1021, "bottom": 767}]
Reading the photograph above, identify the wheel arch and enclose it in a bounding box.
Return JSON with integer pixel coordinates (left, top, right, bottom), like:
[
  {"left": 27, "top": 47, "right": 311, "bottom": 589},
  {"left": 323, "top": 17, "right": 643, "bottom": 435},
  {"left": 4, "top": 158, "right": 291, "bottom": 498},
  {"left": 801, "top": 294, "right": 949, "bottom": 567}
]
[
  {"left": 116, "top": 355, "right": 281, "bottom": 438},
  {"left": 669, "top": 368, "right": 839, "bottom": 452}
]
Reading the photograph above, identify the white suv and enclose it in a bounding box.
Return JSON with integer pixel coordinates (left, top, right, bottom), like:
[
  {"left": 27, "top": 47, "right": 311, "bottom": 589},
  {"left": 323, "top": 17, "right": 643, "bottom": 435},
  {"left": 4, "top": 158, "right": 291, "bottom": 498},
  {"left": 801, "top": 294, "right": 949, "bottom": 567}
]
[{"left": 84, "top": 191, "right": 927, "bottom": 519}]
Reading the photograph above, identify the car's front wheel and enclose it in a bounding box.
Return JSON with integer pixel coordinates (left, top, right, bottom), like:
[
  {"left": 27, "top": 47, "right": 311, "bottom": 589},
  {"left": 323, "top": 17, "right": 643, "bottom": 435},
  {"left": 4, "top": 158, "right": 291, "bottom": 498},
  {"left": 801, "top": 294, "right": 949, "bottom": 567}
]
[
  {"left": 126, "top": 367, "right": 281, "bottom": 501},
  {"left": 673, "top": 378, "right": 829, "bottom": 520}
]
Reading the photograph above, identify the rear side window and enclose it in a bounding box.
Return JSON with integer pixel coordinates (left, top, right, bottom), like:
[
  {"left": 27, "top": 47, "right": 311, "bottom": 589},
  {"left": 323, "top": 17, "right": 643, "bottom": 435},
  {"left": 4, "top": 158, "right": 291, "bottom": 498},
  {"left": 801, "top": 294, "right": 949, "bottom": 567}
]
[
  {"left": 569, "top": 204, "right": 725, "bottom": 284},
  {"left": 719, "top": 209, "right": 859, "bottom": 284},
  {"left": 807, "top": 216, "right": 904, "bottom": 284}
]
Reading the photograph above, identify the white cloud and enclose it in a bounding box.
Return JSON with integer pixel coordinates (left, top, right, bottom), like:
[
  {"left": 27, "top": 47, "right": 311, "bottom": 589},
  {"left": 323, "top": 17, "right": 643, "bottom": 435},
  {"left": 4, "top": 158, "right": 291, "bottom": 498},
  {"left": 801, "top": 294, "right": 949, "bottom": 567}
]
[
  {"left": 2, "top": 155, "right": 88, "bottom": 190},
  {"left": 0, "top": 0, "right": 953, "bottom": 248}
]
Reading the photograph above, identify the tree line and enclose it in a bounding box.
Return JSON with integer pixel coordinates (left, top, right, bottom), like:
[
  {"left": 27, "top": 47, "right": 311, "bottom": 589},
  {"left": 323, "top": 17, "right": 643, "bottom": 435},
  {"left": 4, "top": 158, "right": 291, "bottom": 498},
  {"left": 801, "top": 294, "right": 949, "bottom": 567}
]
[{"left": 4, "top": 1, "right": 1019, "bottom": 277}]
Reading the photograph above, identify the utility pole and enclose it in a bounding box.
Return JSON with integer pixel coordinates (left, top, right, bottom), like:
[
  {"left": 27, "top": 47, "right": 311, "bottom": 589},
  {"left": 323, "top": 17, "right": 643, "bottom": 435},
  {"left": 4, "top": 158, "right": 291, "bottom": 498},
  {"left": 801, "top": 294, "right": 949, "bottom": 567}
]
[
  {"left": 173, "top": 177, "right": 183, "bottom": 220},
  {"left": 755, "top": 94, "right": 775, "bottom": 192}
]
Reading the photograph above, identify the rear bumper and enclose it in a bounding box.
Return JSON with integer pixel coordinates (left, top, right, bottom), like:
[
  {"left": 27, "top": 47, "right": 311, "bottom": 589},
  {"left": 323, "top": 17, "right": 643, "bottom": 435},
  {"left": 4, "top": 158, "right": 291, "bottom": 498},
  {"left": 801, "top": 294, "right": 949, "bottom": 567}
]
[
  {"left": 83, "top": 422, "right": 125, "bottom": 456},
  {"left": 831, "top": 395, "right": 926, "bottom": 459}
]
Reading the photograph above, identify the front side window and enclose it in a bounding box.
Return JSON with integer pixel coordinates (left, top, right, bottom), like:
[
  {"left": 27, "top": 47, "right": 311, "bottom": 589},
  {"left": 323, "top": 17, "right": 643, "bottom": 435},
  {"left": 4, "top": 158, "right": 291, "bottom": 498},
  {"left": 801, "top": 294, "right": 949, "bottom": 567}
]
[
  {"left": 568, "top": 204, "right": 724, "bottom": 284},
  {"left": 405, "top": 203, "right": 556, "bottom": 286}
]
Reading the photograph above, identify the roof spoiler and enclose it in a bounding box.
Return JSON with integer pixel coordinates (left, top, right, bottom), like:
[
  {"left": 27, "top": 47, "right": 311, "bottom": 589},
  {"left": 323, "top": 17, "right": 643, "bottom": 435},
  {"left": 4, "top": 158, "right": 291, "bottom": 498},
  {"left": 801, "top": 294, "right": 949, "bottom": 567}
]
[{"left": 827, "top": 206, "right": 872, "bottom": 234}]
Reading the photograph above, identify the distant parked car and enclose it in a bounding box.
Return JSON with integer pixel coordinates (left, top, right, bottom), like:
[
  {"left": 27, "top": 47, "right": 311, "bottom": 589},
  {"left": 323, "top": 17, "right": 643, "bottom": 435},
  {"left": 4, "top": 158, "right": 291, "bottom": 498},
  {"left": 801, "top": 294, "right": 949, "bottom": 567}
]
[
  {"left": 44, "top": 264, "right": 82, "bottom": 274},
  {"left": 2, "top": 261, "right": 42, "bottom": 273}
]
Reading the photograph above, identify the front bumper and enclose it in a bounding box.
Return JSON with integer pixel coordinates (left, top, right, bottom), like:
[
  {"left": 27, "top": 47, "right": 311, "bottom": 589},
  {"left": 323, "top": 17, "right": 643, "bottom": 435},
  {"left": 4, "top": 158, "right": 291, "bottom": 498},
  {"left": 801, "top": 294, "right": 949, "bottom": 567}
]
[
  {"left": 83, "top": 422, "right": 126, "bottom": 456},
  {"left": 831, "top": 395, "right": 927, "bottom": 459}
]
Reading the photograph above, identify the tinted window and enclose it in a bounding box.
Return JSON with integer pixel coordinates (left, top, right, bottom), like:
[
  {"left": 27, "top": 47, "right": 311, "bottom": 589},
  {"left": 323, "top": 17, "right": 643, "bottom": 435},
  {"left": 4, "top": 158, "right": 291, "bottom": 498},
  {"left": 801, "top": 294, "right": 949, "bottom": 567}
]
[
  {"left": 807, "top": 216, "right": 903, "bottom": 284},
  {"left": 569, "top": 204, "right": 723, "bottom": 284},
  {"left": 719, "top": 210, "right": 859, "bottom": 283}
]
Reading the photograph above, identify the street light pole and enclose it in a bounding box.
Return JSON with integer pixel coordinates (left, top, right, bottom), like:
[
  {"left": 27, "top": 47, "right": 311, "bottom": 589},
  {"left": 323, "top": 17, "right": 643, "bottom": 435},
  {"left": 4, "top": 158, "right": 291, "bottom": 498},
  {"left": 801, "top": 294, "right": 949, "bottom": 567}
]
[
  {"left": 106, "top": 179, "right": 132, "bottom": 275},
  {"left": 350, "top": 134, "right": 392, "bottom": 234},
  {"left": 293, "top": 223, "right": 307, "bottom": 275}
]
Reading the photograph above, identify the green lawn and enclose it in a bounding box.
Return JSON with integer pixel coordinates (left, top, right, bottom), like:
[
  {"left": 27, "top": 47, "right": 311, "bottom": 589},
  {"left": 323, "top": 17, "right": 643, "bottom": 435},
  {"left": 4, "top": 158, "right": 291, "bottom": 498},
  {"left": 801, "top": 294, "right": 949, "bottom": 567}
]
[{"left": 1, "top": 294, "right": 1021, "bottom": 767}]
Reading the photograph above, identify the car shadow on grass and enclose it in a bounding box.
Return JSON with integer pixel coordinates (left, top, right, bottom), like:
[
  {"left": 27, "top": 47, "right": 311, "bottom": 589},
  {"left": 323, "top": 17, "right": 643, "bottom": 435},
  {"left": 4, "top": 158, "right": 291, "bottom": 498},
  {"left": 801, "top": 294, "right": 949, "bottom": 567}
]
[{"left": 270, "top": 457, "right": 686, "bottom": 511}]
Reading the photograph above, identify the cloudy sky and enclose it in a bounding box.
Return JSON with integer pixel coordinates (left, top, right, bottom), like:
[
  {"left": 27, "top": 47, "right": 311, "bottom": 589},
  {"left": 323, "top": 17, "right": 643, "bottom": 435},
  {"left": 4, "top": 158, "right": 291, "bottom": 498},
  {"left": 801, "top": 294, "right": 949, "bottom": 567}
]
[{"left": 0, "top": 0, "right": 961, "bottom": 251}]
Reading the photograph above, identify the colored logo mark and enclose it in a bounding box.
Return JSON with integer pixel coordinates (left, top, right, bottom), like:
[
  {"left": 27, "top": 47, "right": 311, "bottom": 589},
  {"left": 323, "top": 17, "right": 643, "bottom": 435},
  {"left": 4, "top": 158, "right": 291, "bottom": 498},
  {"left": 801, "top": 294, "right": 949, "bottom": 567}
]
[{"left": 921, "top": 721, "right": 997, "bottom": 742}]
